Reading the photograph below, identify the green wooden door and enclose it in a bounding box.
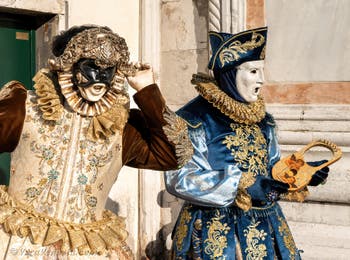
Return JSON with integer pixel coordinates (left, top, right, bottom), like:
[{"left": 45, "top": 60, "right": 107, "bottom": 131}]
[{"left": 0, "top": 27, "right": 36, "bottom": 185}]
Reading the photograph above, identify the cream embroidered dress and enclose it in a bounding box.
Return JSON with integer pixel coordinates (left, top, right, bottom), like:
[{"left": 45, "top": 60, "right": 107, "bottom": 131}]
[{"left": 0, "top": 70, "right": 191, "bottom": 259}]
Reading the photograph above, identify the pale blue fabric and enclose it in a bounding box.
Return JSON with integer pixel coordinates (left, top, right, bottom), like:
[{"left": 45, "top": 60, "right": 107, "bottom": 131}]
[{"left": 165, "top": 124, "right": 242, "bottom": 207}]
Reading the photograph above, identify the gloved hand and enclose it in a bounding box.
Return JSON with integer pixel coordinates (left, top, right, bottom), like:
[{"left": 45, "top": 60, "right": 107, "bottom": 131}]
[
  {"left": 247, "top": 177, "right": 290, "bottom": 205},
  {"left": 307, "top": 160, "right": 329, "bottom": 186}
]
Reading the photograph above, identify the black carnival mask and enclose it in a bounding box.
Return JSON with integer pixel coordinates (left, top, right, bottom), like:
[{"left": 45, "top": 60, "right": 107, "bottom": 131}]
[{"left": 73, "top": 59, "right": 116, "bottom": 88}]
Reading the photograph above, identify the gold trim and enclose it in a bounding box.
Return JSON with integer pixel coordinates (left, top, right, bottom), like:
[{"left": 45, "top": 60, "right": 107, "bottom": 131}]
[
  {"left": 181, "top": 118, "right": 202, "bottom": 129},
  {"left": 0, "top": 186, "right": 132, "bottom": 256},
  {"left": 163, "top": 107, "right": 194, "bottom": 167},
  {"left": 51, "top": 27, "right": 135, "bottom": 75},
  {"left": 219, "top": 32, "right": 265, "bottom": 67},
  {"left": 278, "top": 216, "right": 297, "bottom": 258},
  {"left": 251, "top": 202, "right": 275, "bottom": 210},
  {"left": 194, "top": 81, "right": 266, "bottom": 125},
  {"left": 209, "top": 27, "right": 267, "bottom": 70}
]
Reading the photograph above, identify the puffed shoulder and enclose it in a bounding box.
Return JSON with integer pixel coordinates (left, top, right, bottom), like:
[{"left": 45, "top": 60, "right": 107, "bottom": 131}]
[
  {"left": 0, "top": 81, "right": 27, "bottom": 152},
  {"left": 0, "top": 81, "right": 27, "bottom": 100},
  {"left": 176, "top": 96, "right": 207, "bottom": 128}
]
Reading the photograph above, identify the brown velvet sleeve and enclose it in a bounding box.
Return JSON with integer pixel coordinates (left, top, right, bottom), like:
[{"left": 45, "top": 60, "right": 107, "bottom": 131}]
[
  {"left": 122, "top": 84, "right": 178, "bottom": 171},
  {"left": 0, "top": 81, "right": 27, "bottom": 153}
]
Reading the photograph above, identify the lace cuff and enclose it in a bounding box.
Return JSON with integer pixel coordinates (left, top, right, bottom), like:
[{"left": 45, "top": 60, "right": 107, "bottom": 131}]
[{"left": 163, "top": 107, "right": 193, "bottom": 167}]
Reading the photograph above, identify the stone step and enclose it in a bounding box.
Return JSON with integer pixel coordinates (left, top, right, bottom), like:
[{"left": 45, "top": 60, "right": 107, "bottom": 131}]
[
  {"left": 286, "top": 220, "right": 350, "bottom": 260},
  {"left": 280, "top": 201, "right": 350, "bottom": 226}
]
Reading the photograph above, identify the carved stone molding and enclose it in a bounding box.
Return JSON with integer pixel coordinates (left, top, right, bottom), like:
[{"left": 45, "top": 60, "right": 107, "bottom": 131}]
[
  {"left": 138, "top": 1, "right": 163, "bottom": 258},
  {"left": 141, "top": 0, "right": 161, "bottom": 83},
  {"left": 208, "top": 0, "right": 246, "bottom": 33},
  {"left": 267, "top": 104, "right": 350, "bottom": 148},
  {"left": 208, "top": 0, "right": 246, "bottom": 63}
]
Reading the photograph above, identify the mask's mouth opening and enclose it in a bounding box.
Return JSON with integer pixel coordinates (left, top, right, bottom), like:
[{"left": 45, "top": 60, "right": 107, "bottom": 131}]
[
  {"left": 254, "top": 87, "right": 261, "bottom": 94},
  {"left": 92, "top": 83, "right": 105, "bottom": 91}
]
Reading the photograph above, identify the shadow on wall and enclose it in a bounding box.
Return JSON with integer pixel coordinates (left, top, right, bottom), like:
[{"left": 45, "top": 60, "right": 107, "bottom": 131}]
[
  {"left": 193, "top": 0, "right": 209, "bottom": 72},
  {"left": 143, "top": 189, "right": 183, "bottom": 260},
  {"left": 105, "top": 197, "right": 120, "bottom": 214}
]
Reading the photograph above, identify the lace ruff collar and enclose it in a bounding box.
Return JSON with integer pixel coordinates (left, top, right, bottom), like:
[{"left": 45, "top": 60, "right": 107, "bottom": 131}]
[
  {"left": 194, "top": 81, "right": 266, "bottom": 125},
  {"left": 33, "top": 69, "right": 129, "bottom": 141}
]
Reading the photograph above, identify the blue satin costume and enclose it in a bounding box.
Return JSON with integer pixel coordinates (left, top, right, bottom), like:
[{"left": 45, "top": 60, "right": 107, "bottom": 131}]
[
  {"left": 165, "top": 95, "right": 301, "bottom": 259},
  {"left": 165, "top": 27, "right": 301, "bottom": 260}
]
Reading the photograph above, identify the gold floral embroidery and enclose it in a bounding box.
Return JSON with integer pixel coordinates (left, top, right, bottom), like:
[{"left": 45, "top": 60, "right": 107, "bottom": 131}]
[
  {"left": 194, "top": 81, "right": 265, "bottom": 125},
  {"left": 27, "top": 139, "right": 63, "bottom": 214},
  {"left": 163, "top": 107, "right": 194, "bottom": 167},
  {"left": 219, "top": 31, "right": 265, "bottom": 66},
  {"left": 204, "top": 210, "right": 231, "bottom": 259},
  {"left": 23, "top": 106, "right": 70, "bottom": 214},
  {"left": 174, "top": 206, "right": 192, "bottom": 251},
  {"left": 223, "top": 123, "right": 268, "bottom": 211},
  {"left": 244, "top": 219, "right": 267, "bottom": 260},
  {"left": 278, "top": 216, "right": 297, "bottom": 258},
  {"left": 224, "top": 123, "right": 268, "bottom": 177},
  {"left": 66, "top": 140, "right": 114, "bottom": 223}
]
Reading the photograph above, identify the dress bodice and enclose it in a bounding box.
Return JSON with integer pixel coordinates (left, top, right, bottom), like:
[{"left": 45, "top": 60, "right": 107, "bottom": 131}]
[{"left": 9, "top": 91, "right": 123, "bottom": 224}]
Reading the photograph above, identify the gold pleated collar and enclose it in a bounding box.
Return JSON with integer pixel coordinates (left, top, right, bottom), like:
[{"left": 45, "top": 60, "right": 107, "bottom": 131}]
[
  {"left": 57, "top": 69, "right": 129, "bottom": 117},
  {"left": 194, "top": 81, "right": 266, "bottom": 125},
  {"left": 33, "top": 69, "right": 129, "bottom": 141}
]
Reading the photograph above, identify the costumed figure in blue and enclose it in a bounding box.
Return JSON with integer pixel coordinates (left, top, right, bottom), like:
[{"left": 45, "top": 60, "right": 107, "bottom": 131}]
[{"left": 165, "top": 27, "right": 329, "bottom": 259}]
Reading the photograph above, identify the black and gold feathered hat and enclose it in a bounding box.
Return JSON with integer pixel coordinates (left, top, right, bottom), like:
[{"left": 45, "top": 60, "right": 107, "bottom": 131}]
[{"left": 208, "top": 27, "right": 267, "bottom": 72}]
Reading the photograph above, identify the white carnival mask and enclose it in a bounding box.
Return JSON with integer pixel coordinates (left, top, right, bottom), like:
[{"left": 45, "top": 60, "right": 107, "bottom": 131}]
[{"left": 235, "top": 60, "right": 265, "bottom": 103}]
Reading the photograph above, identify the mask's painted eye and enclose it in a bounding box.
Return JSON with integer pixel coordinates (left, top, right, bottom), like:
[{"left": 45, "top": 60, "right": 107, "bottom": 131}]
[
  {"left": 76, "top": 71, "right": 89, "bottom": 83},
  {"left": 251, "top": 69, "right": 257, "bottom": 74}
]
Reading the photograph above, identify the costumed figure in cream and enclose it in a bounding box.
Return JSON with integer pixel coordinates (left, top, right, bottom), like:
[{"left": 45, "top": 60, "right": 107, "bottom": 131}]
[
  {"left": 0, "top": 25, "right": 193, "bottom": 259},
  {"left": 165, "top": 27, "right": 329, "bottom": 259}
]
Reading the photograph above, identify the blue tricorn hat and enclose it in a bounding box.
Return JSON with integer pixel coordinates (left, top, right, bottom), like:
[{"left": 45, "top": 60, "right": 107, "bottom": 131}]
[{"left": 208, "top": 27, "right": 267, "bottom": 72}]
